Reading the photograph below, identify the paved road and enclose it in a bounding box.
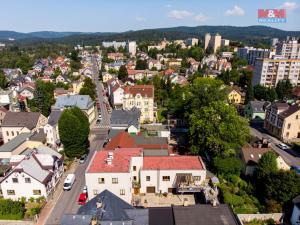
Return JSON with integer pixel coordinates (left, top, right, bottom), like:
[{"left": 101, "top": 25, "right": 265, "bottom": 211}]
[
  {"left": 250, "top": 126, "right": 300, "bottom": 167},
  {"left": 45, "top": 55, "right": 109, "bottom": 225}
]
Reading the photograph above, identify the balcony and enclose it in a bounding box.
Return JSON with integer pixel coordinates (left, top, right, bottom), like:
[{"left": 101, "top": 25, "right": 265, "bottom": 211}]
[{"left": 175, "top": 173, "right": 203, "bottom": 193}]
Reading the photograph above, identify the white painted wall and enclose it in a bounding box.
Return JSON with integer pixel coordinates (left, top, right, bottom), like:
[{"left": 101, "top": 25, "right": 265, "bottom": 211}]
[
  {"left": 140, "top": 169, "right": 206, "bottom": 194},
  {"left": 1, "top": 172, "right": 48, "bottom": 200}
]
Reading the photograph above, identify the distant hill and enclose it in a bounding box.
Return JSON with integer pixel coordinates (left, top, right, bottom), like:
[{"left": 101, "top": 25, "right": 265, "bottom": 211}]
[{"left": 1, "top": 26, "right": 300, "bottom": 45}]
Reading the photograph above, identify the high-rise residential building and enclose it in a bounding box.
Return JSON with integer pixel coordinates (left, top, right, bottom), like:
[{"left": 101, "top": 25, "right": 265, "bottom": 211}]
[
  {"left": 204, "top": 33, "right": 221, "bottom": 53},
  {"left": 253, "top": 56, "right": 300, "bottom": 87},
  {"left": 102, "top": 41, "right": 127, "bottom": 49},
  {"left": 276, "top": 36, "right": 300, "bottom": 59},
  {"left": 204, "top": 33, "right": 211, "bottom": 50},
  {"left": 271, "top": 38, "right": 279, "bottom": 47},
  {"left": 126, "top": 41, "right": 137, "bottom": 56},
  {"left": 185, "top": 38, "right": 199, "bottom": 47},
  {"left": 237, "top": 47, "right": 273, "bottom": 65}
]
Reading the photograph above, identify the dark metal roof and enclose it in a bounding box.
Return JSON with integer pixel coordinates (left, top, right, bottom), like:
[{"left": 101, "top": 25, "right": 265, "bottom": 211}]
[
  {"left": 110, "top": 108, "right": 140, "bottom": 128},
  {"left": 48, "top": 110, "right": 62, "bottom": 126},
  {"left": 77, "top": 189, "right": 134, "bottom": 221},
  {"left": 60, "top": 214, "right": 93, "bottom": 225},
  {"left": 149, "top": 207, "right": 174, "bottom": 225}
]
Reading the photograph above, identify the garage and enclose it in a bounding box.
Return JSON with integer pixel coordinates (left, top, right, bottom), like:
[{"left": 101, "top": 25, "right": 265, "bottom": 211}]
[{"left": 146, "top": 186, "right": 156, "bottom": 193}]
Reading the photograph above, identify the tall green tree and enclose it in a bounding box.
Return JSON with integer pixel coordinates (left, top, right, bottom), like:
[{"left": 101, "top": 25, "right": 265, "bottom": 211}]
[
  {"left": 213, "top": 157, "right": 243, "bottom": 177},
  {"left": 79, "top": 77, "right": 96, "bottom": 101},
  {"left": 256, "top": 151, "right": 278, "bottom": 179},
  {"left": 135, "top": 59, "right": 148, "bottom": 70},
  {"left": 58, "top": 107, "right": 90, "bottom": 158},
  {"left": 0, "top": 70, "right": 8, "bottom": 89},
  {"left": 33, "top": 80, "right": 55, "bottom": 117},
  {"left": 189, "top": 101, "right": 249, "bottom": 157},
  {"left": 276, "top": 79, "right": 293, "bottom": 100},
  {"left": 245, "top": 83, "right": 254, "bottom": 104},
  {"left": 190, "top": 78, "right": 227, "bottom": 109},
  {"left": 118, "top": 65, "right": 128, "bottom": 80}
]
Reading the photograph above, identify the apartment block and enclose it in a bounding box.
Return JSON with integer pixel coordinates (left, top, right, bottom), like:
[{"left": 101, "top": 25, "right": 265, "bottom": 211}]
[
  {"left": 237, "top": 47, "right": 272, "bottom": 65},
  {"left": 276, "top": 37, "right": 300, "bottom": 59},
  {"left": 253, "top": 57, "right": 300, "bottom": 87}
]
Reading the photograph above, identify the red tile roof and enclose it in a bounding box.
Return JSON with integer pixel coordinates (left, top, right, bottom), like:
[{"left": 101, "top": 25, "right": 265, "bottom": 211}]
[
  {"left": 87, "top": 148, "right": 142, "bottom": 173},
  {"left": 143, "top": 156, "right": 204, "bottom": 170},
  {"left": 127, "top": 69, "right": 145, "bottom": 75},
  {"left": 164, "top": 69, "right": 174, "bottom": 76},
  {"left": 123, "top": 85, "right": 154, "bottom": 98},
  {"left": 105, "top": 132, "right": 136, "bottom": 150}
]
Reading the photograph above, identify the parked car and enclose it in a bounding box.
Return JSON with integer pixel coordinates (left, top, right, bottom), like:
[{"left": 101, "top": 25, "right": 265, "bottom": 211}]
[
  {"left": 78, "top": 192, "right": 88, "bottom": 205},
  {"left": 291, "top": 166, "right": 300, "bottom": 174},
  {"left": 276, "top": 143, "right": 290, "bottom": 150},
  {"left": 79, "top": 154, "right": 87, "bottom": 164},
  {"left": 63, "top": 174, "right": 75, "bottom": 191}
]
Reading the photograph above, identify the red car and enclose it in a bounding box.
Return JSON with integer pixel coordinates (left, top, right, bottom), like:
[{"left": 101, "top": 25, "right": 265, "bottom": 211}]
[{"left": 78, "top": 193, "right": 87, "bottom": 205}]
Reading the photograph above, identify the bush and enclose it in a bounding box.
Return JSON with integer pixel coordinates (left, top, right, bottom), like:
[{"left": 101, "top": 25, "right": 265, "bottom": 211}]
[{"left": 0, "top": 199, "right": 25, "bottom": 220}]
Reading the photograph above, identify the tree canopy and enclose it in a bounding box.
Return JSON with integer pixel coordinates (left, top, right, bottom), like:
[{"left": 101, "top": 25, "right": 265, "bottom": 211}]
[
  {"left": 118, "top": 65, "right": 128, "bottom": 80},
  {"left": 79, "top": 77, "right": 97, "bottom": 101},
  {"left": 58, "top": 107, "right": 90, "bottom": 158},
  {"left": 135, "top": 59, "right": 148, "bottom": 70},
  {"left": 0, "top": 70, "right": 8, "bottom": 89},
  {"left": 276, "top": 79, "right": 293, "bottom": 100},
  {"left": 256, "top": 151, "right": 278, "bottom": 179}
]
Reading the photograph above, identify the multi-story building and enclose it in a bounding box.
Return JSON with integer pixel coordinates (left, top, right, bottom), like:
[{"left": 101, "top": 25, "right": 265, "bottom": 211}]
[
  {"left": 43, "top": 110, "right": 62, "bottom": 147},
  {"left": 204, "top": 33, "right": 222, "bottom": 53},
  {"left": 127, "top": 41, "right": 137, "bottom": 56},
  {"left": 107, "top": 78, "right": 124, "bottom": 108},
  {"left": 276, "top": 36, "right": 300, "bottom": 59},
  {"left": 1, "top": 112, "right": 48, "bottom": 143},
  {"left": 237, "top": 47, "right": 272, "bottom": 65},
  {"left": 85, "top": 148, "right": 206, "bottom": 204},
  {"left": 264, "top": 102, "right": 300, "bottom": 141},
  {"left": 102, "top": 41, "right": 126, "bottom": 49},
  {"left": 253, "top": 57, "right": 300, "bottom": 87},
  {"left": 185, "top": 38, "right": 199, "bottom": 47},
  {"left": 221, "top": 39, "right": 230, "bottom": 47},
  {"left": 123, "top": 85, "right": 155, "bottom": 123}
]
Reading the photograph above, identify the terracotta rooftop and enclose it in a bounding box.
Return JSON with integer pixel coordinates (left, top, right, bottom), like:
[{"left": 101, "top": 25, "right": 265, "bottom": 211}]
[
  {"left": 123, "top": 85, "right": 154, "bottom": 98},
  {"left": 87, "top": 148, "right": 142, "bottom": 173},
  {"left": 105, "top": 132, "right": 137, "bottom": 150},
  {"left": 143, "top": 156, "right": 204, "bottom": 170}
]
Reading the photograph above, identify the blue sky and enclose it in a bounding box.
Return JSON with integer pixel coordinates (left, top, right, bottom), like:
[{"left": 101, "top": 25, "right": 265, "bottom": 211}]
[{"left": 0, "top": 0, "right": 300, "bottom": 32}]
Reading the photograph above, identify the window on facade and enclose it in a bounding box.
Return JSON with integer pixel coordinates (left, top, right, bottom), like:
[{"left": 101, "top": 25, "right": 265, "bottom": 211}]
[
  {"left": 12, "top": 178, "right": 18, "bottom": 183},
  {"left": 25, "top": 178, "right": 31, "bottom": 183},
  {"left": 133, "top": 176, "right": 137, "bottom": 181},
  {"left": 133, "top": 166, "right": 136, "bottom": 171},
  {"left": 297, "top": 115, "right": 299, "bottom": 120},
  {"left": 112, "top": 178, "right": 118, "bottom": 184},
  {"left": 98, "top": 178, "right": 105, "bottom": 184},
  {"left": 120, "top": 189, "right": 125, "bottom": 195},
  {"left": 7, "top": 190, "right": 15, "bottom": 195},
  {"left": 288, "top": 123, "right": 291, "bottom": 129},
  {"left": 193, "top": 176, "right": 201, "bottom": 181},
  {"left": 17, "top": 131, "right": 19, "bottom": 135},
  {"left": 162, "top": 176, "right": 170, "bottom": 181},
  {"left": 6, "top": 131, "right": 9, "bottom": 136},
  {"left": 146, "top": 176, "right": 150, "bottom": 181},
  {"left": 11, "top": 131, "right": 14, "bottom": 136},
  {"left": 286, "top": 132, "right": 290, "bottom": 137},
  {"left": 93, "top": 189, "right": 98, "bottom": 195},
  {"left": 33, "top": 190, "right": 41, "bottom": 195}
]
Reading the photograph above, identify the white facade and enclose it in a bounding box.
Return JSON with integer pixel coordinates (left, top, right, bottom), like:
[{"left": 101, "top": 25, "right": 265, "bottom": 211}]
[
  {"left": 44, "top": 124, "right": 59, "bottom": 146},
  {"left": 1, "top": 171, "right": 49, "bottom": 200},
  {"left": 253, "top": 58, "right": 300, "bottom": 87},
  {"left": 111, "top": 87, "right": 124, "bottom": 107},
  {"left": 276, "top": 37, "right": 300, "bottom": 59},
  {"left": 221, "top": 39, "right": 230, "bottom": 47},
  {"left": 127, "top": 41, "right": 137, "bottom": 56}
]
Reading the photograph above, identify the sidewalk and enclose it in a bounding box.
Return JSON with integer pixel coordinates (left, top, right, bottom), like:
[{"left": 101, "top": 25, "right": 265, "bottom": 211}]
[{"left": 35, "top": 161, "right": 78, "bottom": 225}]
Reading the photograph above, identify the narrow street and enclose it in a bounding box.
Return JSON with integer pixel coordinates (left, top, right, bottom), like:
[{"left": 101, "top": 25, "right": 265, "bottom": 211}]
[
  {"left": 250, "top": 125, "right": 300, "bottom": 167},
  {"left": 43, "top": 55, "right": 110, "bottom": 225}
]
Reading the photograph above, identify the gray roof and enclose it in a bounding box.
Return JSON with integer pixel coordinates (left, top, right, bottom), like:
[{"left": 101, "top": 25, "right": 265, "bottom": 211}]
[
  {"left": 14, "top": 155, "right": 50, "bottom": 183},
  {"left": 0, "top": 133, "right": 32, "bottom": 152},
  {"left": 173, "top": 205, "right": 239, "bottom": 225},
  {"left": 125, "top": 209, "right": 149, "bottom": 225},
  {"left": 77, "top": 189, "right": 134, "bottom": 221},
  {"left": 108, "top": 129, "right": 124, "bottom": 139},
  {"left": 133, "top": 136, "right": 168, "bottom": 146},
  {"left": 249, "top": 101, "right": 269, "bottom": 113},
  {"left": 110, "top": 108, "right": 140, "bottom": 128},
  {"left": 53, "top": 95, "right": 94, "bottom": 110},
  {"left": 22, "top": 145, "right": 62, "bottom": 159},
  {"left": 2, "top": 112, "right": 42, "bottom": 129},
  {"left": 143, "top": 149, "right": 169, "bottom": 156},
  {"left": 61, "top": 214, "right": 93, "bottom": 225},
  {"left": 48, "top": 110, "right": 62, "bottom": 126}
]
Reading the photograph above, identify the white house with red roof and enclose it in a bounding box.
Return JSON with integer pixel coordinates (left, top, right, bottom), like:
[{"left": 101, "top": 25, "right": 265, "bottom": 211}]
[{"left": 85, "top": 148, "right": 206, "bottom": 204}]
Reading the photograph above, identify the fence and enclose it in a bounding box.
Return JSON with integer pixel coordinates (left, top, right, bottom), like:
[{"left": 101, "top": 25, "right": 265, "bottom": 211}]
[{"left": 237, "top": 213, "right": 284, "bottom": 225}]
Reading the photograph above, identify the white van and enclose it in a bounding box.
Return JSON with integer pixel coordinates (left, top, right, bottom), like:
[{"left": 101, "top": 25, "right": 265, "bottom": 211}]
[{"left": 63, "top": 174, "right": 75, "bottom": 191}]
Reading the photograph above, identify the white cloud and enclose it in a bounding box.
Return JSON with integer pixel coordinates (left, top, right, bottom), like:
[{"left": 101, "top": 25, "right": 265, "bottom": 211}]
[
  {"left": 136, "top": 16, "right": 146, "bottom": 22},
  {"left": 194, "top": 13, "right": 209, "bottom": 22},
  {"left": 168, "top": 10, "right": 193, "bottom": 19},
  {"left": 225, "top": 5, "right": 245, "bottom": 16},
  {"left": 281, "top": 1, "right": 299, "bottom": 10}
]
